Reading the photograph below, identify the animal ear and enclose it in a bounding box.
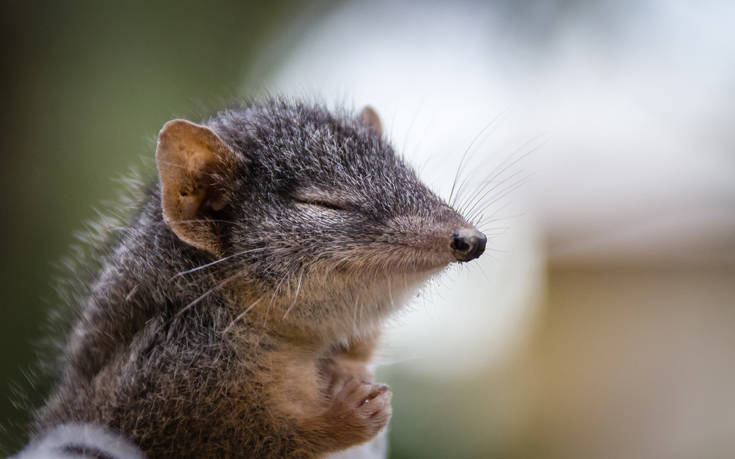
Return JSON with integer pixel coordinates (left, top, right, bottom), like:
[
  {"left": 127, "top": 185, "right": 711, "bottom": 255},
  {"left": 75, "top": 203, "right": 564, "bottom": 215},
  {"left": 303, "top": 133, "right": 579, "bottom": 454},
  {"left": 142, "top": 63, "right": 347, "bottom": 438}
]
[
  {"left": 358, "top": 105, "right": 382, "bottom": 136},
  {"left": 155, "top": 119, "right": 236, "bottom": 254}
]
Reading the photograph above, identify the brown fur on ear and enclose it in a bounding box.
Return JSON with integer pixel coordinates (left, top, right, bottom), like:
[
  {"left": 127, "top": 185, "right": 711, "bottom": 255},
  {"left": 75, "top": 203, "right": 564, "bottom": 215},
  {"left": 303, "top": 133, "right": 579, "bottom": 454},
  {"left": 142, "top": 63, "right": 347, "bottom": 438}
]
[
  {"left": 358, "top": 106, "right": 382, "bottom": 136},
  {"left": 155, "top": 119, "right": 236, "bottom": 254}
]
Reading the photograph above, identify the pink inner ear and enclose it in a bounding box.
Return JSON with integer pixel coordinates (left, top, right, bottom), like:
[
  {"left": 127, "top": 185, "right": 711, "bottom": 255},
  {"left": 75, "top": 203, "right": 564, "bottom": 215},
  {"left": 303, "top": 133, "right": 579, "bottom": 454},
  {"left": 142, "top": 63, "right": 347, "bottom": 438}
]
[
  {"left": 175, "top": 193, "right": 205, "bottom": 220},
  {"left": 155, "top": 119, "right": 235, "bottom": 255}
]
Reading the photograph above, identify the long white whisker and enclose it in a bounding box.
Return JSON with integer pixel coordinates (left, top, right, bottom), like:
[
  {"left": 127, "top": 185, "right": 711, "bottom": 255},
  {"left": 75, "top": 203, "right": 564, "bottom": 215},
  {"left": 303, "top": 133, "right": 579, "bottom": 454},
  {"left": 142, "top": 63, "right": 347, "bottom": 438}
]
[
  {"left": 455, "top": 136, "right": 539, "bottom": 215},
  {"left": 174, "top": 271, "right": 241, "bottom": 319},
  {"left": 224, "top": 296, "right": 265, "bottom": 334},
  {"left": 456, "top": 140, "right": 532, "bottom": 216},
  {"left": 462, "top": 169, "right": 525, "bottom": 220},
  {"left": 471, "top": 199, "right": 515, "bottom": 226},
  {"left": 449, "top": 113, "right": 505, "bottom": 206},
  {"left": 283, "top": 267, "right": 305, "bottom": 320},
  {"left": 387, "top": 275, "right": 395, "bottom": 309},
  {"left": 469, "top": 175, "right": 531, "bottom": 223},
  {"left": 474, "top": 210, "right": 526, "bottom": 228},
  {"left": 170, "top": 247, "right": 269, "bottom": 279},
  {"left": 264, "top": 273, "right": 289, "bottom": 327}
]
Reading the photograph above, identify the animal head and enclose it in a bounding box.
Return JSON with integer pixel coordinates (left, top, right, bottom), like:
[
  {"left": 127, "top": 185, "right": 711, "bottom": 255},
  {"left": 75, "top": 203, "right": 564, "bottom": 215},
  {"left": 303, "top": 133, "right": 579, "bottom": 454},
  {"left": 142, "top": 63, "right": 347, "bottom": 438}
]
[{"left": 156, "top": 99, "right": 485, "bottom": 336}]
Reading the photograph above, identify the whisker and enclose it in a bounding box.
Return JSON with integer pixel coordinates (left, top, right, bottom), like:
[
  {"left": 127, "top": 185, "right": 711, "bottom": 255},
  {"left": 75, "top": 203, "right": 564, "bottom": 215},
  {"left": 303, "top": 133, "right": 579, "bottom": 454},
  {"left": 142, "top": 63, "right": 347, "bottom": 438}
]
[
  {"left": 372, "top": 355, "right": 428, "bottom": 368},
  {"left": 174, "top": 271, "right": 242, "bottom": 320},
  {"left": 387, "top": 275, "right": 395, "bottom": 309},
  {"left": 451, "top": 114, "right": 518, "bottom": 208},
  {"left": 283, "top": 267, "right": 305, "bottom": 320},
  {"left": 352, "top": 293, "right": 358, "bottom": 332},
  {"left": 264, "top": 273, "right": 289, "bottom": 327},
  {"left": 469, "top": 175, "right": 531, "bottom": 223},
  {"left": 124, "top": 285, "right": 139, "bottom": 302},
  {"left": 170, "top": 247, "right": 270, "bottom": 279},
  {"left": 474, "top": 262, "right": 493, "bottom": 283},
  {"left": 456, "top": 140, "right": 534, "bottom": 216},
  {"left": 473, "top": 209, "right": 526, "bottom": 229},
  {"left": 462, "top": 147, "right": 536, "bottom": 220},
  {"left": 470, "top": 200, "right": 517, "bottom": 227},
  {"left": 224, "top": 296, "right": 265, "bottom": 334},
  {"left": 357, "top": 294, "right": 364, "bottom": 333},
  {"left": 449, "top": 112, "right": 506, "bottom": 206},
  {"left": 462, "top": 169, "right": 525, "bottom": 220},
  {"left": 455, "top": 135, "right": 540, "bottom": 216},
  {"left": 166, "top": 218, "right": 248, "bottom": 226}
]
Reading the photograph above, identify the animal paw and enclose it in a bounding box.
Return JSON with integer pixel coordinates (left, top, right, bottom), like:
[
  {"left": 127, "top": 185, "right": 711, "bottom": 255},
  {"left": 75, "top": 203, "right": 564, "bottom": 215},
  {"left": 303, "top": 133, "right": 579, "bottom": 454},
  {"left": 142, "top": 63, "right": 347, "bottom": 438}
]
[
  {"left": 325, "top": 378, "right": 392, "bottom": 444},
  {"left": 323, "top": 360, "right": 373, "bottom": 397}
]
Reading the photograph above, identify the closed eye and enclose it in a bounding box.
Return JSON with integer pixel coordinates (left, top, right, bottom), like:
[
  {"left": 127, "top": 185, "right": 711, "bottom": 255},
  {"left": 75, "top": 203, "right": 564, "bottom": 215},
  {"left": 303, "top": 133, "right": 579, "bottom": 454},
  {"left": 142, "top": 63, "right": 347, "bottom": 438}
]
[
  {"left": 294, "top": 196, "right": 351, "bottom": 211},
  {"left": 301, "top": 199, "right": 346, "bottom": 211}
]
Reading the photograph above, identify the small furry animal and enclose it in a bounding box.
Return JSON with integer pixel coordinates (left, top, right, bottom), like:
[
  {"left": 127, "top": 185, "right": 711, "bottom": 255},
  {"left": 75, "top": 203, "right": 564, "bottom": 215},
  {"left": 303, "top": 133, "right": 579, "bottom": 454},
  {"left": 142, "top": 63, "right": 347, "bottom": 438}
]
[{"left": 31, "top": 99, "right": 486, "bottom": 458}]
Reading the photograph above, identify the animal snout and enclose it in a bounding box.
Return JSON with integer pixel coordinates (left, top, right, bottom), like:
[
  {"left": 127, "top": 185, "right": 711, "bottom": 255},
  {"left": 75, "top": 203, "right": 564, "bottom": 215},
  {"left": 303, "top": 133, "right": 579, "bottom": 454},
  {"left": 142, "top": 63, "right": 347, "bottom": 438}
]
[{"left": 451, "top": 228, "right": 487, "bottom": 262}]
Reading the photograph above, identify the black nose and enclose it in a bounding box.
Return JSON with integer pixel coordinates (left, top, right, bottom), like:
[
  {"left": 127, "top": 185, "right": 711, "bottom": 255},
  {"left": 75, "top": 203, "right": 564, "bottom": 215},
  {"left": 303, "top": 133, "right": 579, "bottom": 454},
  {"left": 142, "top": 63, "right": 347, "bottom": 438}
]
[{"left": 451, "top": 229, "right": 487, "bottom": 262}]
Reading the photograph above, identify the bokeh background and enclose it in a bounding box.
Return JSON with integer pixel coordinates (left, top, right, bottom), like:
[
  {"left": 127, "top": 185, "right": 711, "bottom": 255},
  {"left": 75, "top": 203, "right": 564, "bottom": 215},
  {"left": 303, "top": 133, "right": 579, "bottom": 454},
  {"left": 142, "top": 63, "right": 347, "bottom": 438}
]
[{"left": 2, "top": 1, "right": 734, "bottom": 457}]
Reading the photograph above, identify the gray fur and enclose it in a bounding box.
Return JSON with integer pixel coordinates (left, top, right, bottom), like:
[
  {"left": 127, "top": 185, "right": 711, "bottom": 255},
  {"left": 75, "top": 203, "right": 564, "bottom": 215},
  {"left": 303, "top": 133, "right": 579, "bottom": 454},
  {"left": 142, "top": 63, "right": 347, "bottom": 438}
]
[{"left": 31, "top": 98, "right": 472, "bottom": 458}]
